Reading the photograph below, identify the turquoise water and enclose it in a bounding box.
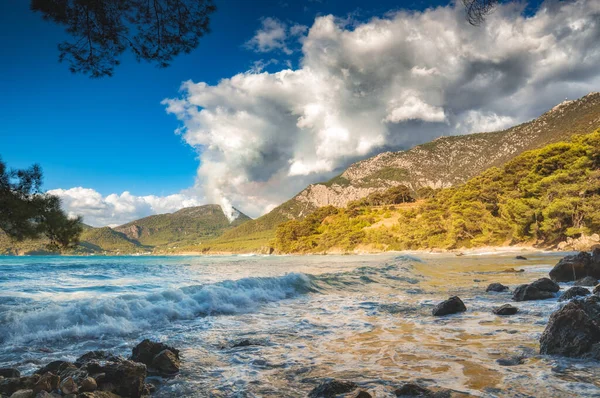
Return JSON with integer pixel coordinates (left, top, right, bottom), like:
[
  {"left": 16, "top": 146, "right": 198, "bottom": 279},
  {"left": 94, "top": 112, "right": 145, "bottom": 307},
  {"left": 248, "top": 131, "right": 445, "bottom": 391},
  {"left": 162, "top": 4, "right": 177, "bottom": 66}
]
[{"left": 1, "top": 253, "right": 599, "bottom": 397}]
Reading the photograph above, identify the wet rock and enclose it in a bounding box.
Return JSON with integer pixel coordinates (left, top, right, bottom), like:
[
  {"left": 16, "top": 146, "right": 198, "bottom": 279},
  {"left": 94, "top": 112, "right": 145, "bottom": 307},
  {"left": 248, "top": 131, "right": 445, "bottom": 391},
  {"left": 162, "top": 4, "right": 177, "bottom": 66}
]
[
  {"left": 59, "top": 377, "right": 78, "bottom": 395},
  {"left": 131, "top": 340, "right": 179, "bottom": 367},
  {"left": 594, "top": 284, "right": 600, "bottom": 295},
  {"left": 1, "top": 376, "right": 40, "bottom": 397},
  {"left": 432, "top": 296, "right": 466, "bottom": 316},
  {"left": 493, "top": 304, "right": 518, "bottom": 316},
  {"left": 486, "top": 283, "right": 508, "bottom": 292},
  {"left": 558, "top": 286, "right": 591, "bottom": 302},
  {"left": 353, "top": 391, "right": 373, "bottom": 398},
  {"left": 75, "top": 351, "right": 122, "bottom": 367},
  {"left": 540, "top": 297, "right": 600, "bottom": 357},
  {"left": 394, "top": 383, "right": 433, "bottom": 396},
  {"left": 496, "top": 355, "right": 525, "bottom": 366},
  {"left": 530, "top": 278, "right": 560, "bottom": 293},
  {"left": 502, "top": 268, "right": 524, "bottom": 273},
  {"left": 34, "top": 362, "right": 77, "bottom": 380},
  {"left": 0, "top": 370, "right": 20, "bottom": 379},
  {"left": 9, "top": 390, "right": 34, "bottom": 398},
  {"left": 32, "top": 373, "right": 59, "bottom": 394},
  {"left": 151, "top": 350, "right": 180, "bottom": 375},
  {"left": 77, "top": 393, "right": 122, "bottom": 398},
  {"left": 575, "top": 276, "right": 599, "bottom": 286},
  {"left": 308, "top": 380, "right": 358, "bottom": 398},
  {"left": 515, "top": 256, "right": 527, "bottom": 260},
  {"left": 79, "top": 377, "right": 97, "bottom": 393},
  {"left": 86, "top": 360, "right": 146, "bottom": 398},
  {"left": 34, "top": 391, "right": 61, "bottom": 398},
  {"left": 549, "top": 250, "right": 600, "bottom": 282},
  {"left": 512, "top": 284, "right": 555, "bottom": 301}
]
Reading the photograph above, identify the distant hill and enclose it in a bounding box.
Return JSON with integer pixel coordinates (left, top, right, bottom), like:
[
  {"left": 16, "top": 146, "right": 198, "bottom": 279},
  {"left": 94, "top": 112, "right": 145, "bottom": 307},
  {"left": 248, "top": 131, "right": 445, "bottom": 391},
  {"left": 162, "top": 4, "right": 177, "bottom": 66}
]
[{"left": 212, "top": 92, "right": 600, "bottom": 250}]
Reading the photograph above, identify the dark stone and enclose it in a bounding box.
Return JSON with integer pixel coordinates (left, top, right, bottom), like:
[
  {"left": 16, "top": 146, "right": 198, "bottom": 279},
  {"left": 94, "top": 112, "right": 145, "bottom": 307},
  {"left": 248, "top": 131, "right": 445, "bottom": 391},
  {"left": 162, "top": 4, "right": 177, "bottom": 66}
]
[
  {"left": 0, "top": 369, "right": 20, "bottom": 378},
  {"left": 432, "top": 296, "right": 466, "bottom": 316},
  {"left": 32, "top": 372, "right": 60, "bottom": 394},
  {"left": 131, "top": 339, "right": 180, "bottom": 368},
  {"left": 34, "top": 361, "right": 74, "bottom": 377},
  {"left": 75, "top": 351, "right": 122, "bottom": 366},
  {"left": 493, "top": 304, "right": 519, "bottom": 315},
  {"left": 558, "top": 286, "right": 591, "bottom": 302},
  {"left": 354, "top": 391, "right": 373, "bottom": 398},
  {"left": 502, "top": 268, "right": 524, "bottom": 273},
  {"left": 0, "top": 376, "right": 39, "bottom": 396},
  {"left": 308, "top": 380, "right": 358, "bottom": 398},
  {"left": 530, "top": 278, "right": 560, "bottom": 293},
  {"left": 486, "top": 283, "right": 508, "bottom": 292},
  {"left": 394, "top": 383, "right": 433, "bottom": 396},
  {"left": 575, "top": 276, "right": 599, "bottom": 287},
  {"left": 516, "top": 256, "right": 527, "bottom": 260},
  {"left": 512, "top": 284, "right": 555, "bottom": 301},
  {"left": 540, "top": 297, "right": 600, "bottom": 357},
  {"left": 496, "top": 355, "right": 525, "bottom": 366},
  {"left": 595, "top": 284, "right": 600, "bottom": 295},
  {"left": 86, "top": 360, "right": 146, "bottom": 398},
  {"left": 151, "top": 349, "right": 180, "bottom": 375},
  {"left": 549, "top": 250, "right": 600, "bottom": 282}
]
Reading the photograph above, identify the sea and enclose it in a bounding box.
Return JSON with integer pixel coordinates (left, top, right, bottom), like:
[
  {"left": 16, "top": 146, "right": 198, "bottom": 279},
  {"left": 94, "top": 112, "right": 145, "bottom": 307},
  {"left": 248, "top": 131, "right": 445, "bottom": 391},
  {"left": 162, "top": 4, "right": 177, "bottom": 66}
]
[{"left": 0, "top": 253, "right": 599, "bottom": 397}]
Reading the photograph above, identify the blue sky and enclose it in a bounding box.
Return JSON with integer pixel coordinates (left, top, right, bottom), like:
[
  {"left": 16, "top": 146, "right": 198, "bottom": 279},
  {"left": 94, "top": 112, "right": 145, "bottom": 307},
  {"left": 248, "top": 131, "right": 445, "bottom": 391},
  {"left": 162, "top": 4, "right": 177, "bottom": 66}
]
[
  {"left": 1, "top": 0, "right": 447, "bottom": 196},
  {"left": 2, "top": 0, "right": 596, "bottom": 226}
]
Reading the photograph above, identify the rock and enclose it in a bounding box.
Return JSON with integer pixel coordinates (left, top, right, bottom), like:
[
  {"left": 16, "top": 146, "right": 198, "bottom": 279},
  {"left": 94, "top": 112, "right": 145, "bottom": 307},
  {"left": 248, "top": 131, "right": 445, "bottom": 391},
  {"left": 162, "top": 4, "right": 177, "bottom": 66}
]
[
  {"left": 486, "top": 283, "right": 509, "bottom": 292},
  {"left": 34, "top": 391, "right": 61, "bottom": 398},
  {"left": 516, "top": 255, "right": 527, "bottom": 260},
  {"left": 432, "top": 296, "right": 466, "bottom": 316},
  {"left": 131, "top": 339, "right": 179, "bottom": 368},
  {"left": 32, "top": 373, "right": 59, "bottom": 394},
  {"left": 540, "top": 297, "right": 600, "bottom": 357},
  {"left": 354, "top": 391, "right": 373, "bottom": 398},
  {"left": 86, "top": 360, "right": 146, "bottom": 398},
  {"left": 75, "top": 351, "right": 122, "bottom": 367},
  {"left": 549, "top": 250, "right": 600, "bottom": 282},
  {"left": 77, "top": 393, "right": 122, "bottom": 398},
  {"left": 9, "top": 390, "right": 34, "bottom": 398},
  {"left": 34, "top": 362, "right": 76, "bottom": 379},
  {"left": 79, "top": 377, "right": 97, "bottom": 393},
  {"left": 502, "top": 268, "right": 524, "bottom": 273},
  {"left": 59, "top": 377, "right": 78, "bottom": 395},
  {"left": 530, "top": 277, "right": 560, "bottom": 293},
  {"left": 575, "top": 276, "right": 599, "bottom": 286},
  {"left": 594, "top": 284, "right": 600, "bottom": 295},
  {"left": 151, "top": 350, "right": 180, "bottom": 375},
  {"left": 493, "top": 304, "right": 519, "bottom": 315},
  {"left": 308, "top": 380, "right": 358, "bottom": 398},
  {"left": 496, "top": 355, "right": 525, "bottom": 366},
  {"left": 0, "top": 370, "right": 20, "bottom": 379},
  {"left": 558, "top": 286, "right": 591, "bottom": 302},
  {"left": 1, "top": 376, "right": 40, "bottom": 397},
  {"left": 394, "top": 383, "right": 433, "bottom": 396}
]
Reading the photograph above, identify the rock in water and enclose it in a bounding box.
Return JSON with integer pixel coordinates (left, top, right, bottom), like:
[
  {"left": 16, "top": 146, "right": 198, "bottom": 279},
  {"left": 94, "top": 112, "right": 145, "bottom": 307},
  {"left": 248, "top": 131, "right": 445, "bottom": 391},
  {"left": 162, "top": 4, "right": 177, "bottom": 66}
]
[
  {"left": 516, "top": 255, "right": 527, "bottom": 260},
  {"left": 486, "top": 283, "right": 509, "bottom": 292},
  {"left": 549, "top": 250, "right": 600, "bottom": 282},
  {"left": 354, "top": 391, "right": 373, "bottom": 398},
  {"left": 493, "top": 304, "right": 519, "bottom": 315},
  {"left": 308, "top": 380, "right": 358, "bottom": 397},
  {"left": 0, "top": 369, "right": 20, "bottom": 378},
  {"left": 575, "top": 276, "right": 599, "bottom": 286},
  {"left": 530, "top": 278, "right": 560, "bottom": 293},
  {"left": 558, "top": 287, "right": 591, "bottom": 302},
  {"left": 151, "top": 349, "right": 180, "bottom": 375},
  {"left": 594, "top": 284, "right": 600, "bottom": 295},
  {"left": 432, "top": 296, "right": 466, "bottom": 316},
  {"left": 75, "top": 351, "right": 122, "bottom": 367},
  {"left": 86, "top": 360, "right": 146, "bottom": 398},
  {"left": 394, "top": 383, "right": 434, "bottom": 396},
  {"left": 540, "top": 297, "right": 600, "bottom": 357}
]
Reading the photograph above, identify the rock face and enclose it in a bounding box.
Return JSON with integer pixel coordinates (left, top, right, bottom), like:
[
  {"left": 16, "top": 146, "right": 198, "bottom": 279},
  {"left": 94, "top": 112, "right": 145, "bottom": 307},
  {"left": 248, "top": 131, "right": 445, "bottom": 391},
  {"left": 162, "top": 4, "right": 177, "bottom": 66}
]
[
  {"left": 575, "top": 276, "right": 599, "bottom": 286},
  {"left": 559, "top": 286, "right": 591, "bottom": 302},
  {"left": 308, "top": 380, "right": 358, "bottom": 398},
  {"left": 540, "top": 296, "right": 600, "bottom": 358},
  {"left": 432, "top": 296, "right": 467, "bottom": 316},
  {"left": 549, "top": 250, "right": 600, "bottom": 282},
  {"left": 486, "top": 283, "right": 509, "bottom": 292},
  {"left": 493, "top": 304, "right": 519, "bottom": 315},
  {"left": 131, "top": 339, "right": 181, "bottom": 375},
  {"left": 512, "top": 278, "right": 559, "bottom": 301}
]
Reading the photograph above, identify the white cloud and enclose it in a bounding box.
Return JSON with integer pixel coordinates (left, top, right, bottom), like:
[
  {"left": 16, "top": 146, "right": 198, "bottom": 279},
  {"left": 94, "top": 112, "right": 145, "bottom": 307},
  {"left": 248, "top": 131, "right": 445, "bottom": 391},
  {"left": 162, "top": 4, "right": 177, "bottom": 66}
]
[
  {"left": 245, "top": 17, "right": 308, "bottom": 54},
  {"left": 49, "top": 187, "right": 206, "bottom": 227}
]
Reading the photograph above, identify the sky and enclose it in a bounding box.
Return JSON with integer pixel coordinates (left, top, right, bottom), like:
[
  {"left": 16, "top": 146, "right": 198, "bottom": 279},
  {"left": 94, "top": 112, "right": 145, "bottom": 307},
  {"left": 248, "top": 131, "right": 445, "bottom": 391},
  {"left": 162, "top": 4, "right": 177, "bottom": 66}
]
[{"left": 1, "top": 0, "right": 599, "bottom": 226}]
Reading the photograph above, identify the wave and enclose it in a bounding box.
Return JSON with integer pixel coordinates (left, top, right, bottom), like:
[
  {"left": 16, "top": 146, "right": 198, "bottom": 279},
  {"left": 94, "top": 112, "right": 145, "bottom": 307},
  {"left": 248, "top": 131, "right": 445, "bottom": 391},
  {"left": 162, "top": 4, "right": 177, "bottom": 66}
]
[{"left": 0, "top": 273, "right": 315, "bottom": 345}]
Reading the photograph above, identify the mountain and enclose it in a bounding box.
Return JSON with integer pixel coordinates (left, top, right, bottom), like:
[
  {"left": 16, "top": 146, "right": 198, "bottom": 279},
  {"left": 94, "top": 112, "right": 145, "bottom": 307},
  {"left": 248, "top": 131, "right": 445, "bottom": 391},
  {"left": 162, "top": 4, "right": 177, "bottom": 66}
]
[
  {"left": 113, "top": 204, "right": 251, "bottom": 248},
  {"left": 217, "top": 92, "right": 600, "bottom": 248},
  {"left": 273, "top": 129, "right": 600, "bottom": 253},
  {"left": 78, "top": 227, "right": 149, "bottom": 253}
]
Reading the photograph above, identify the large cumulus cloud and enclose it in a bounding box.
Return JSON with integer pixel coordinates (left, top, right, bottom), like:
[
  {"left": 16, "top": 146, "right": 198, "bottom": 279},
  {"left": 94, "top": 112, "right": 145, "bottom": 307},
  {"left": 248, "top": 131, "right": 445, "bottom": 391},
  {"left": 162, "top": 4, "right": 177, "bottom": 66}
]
[{"left": 163, "top": 0, "right": 600, "bottom": 217}]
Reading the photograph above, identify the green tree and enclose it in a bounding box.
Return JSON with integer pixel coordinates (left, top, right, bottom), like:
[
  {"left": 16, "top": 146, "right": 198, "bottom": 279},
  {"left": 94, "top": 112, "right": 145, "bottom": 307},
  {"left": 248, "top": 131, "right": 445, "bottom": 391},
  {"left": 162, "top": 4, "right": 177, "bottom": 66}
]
[
  {"left": 31, "top": 0, "right": 216, "bottom": 77},
  {"left": 0, "top": 158, "right": 82, "bottom": 251}
]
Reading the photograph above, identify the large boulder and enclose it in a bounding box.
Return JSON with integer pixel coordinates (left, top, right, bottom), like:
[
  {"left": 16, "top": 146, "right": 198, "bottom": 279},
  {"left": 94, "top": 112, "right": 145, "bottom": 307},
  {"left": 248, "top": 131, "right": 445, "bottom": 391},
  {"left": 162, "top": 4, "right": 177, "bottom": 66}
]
[
  {"left": 549, "top": 250, "right": 600, "bottom": 282},
  {"left": 432, "top": 296, "right": 466, "bottom": 316},
  {"left": 9, "top": 390, "right": 34, "bottom": 398},
  {"left": 0, "top": 369, "right": 20, "bottom": 379},
  {"left": 540, "top": 296, "right": 600, "bottom": 358},
  {"left": 0, "top": 376, "right": 40, "bottom": 397},
  {"left": 75, "top": 351, "right": 122, "bottom": 367},
  {"left": 131, "top": 340, "right": 180, "bottom": 375},
  {"left": 32, "top": 372, "right": 59, "bottom": 394},
  {"left": 530, "top": 278, "right": 560, "bottom": 293},
  {"left": 394, "top": 383, "right": 433, "bottom": 396},
  {"left": 558, "top": 287, "right": 591, "bottom": 302},
  {"left": 486, "top": 283, "right": 508, "bottom": 292},
  {"left": 493, "top": 304, "right": 519, "bottom": 316},
  {"left": 86, "top": 359, "right": 146, "bottom": 398},
  {"left": 308, "top": 380, "right": 358, "bottom": 398},
  {"left": 574, "top": 276, "right": 599, "bottom": 287},
  {"left": 151, "top": 349, "right": 180, "bottom": 375},
  {"left": 59, "top": 377, "right": 78, "bottom": 395},
  {"left": 512, "top": 284, "right": 555, "bottom": 301}
]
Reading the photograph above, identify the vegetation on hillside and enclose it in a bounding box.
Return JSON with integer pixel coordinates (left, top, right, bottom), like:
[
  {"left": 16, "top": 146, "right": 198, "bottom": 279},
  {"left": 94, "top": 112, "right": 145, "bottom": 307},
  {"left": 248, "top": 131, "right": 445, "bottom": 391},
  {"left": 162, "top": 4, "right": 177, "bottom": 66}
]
[{"left": 274, "top": 131, "right": 600, "bottom": 253}]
